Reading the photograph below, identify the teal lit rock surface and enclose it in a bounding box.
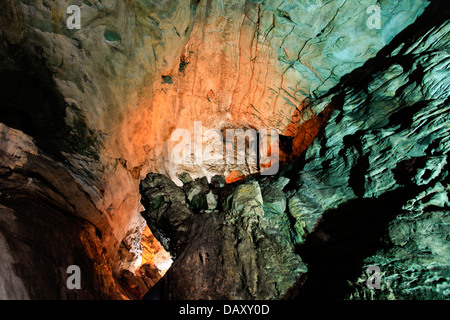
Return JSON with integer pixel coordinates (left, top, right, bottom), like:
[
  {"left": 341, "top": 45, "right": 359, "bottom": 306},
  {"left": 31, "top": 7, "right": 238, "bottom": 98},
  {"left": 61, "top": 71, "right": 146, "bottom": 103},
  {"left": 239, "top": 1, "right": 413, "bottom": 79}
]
[
  {"left": 0, "top": 0, "right": 448, "bottom": 299},
  {"left": 290, "top": 3, "right": 450, "bottom": 299},
  {"left": 140, "top": 1, "right": 450, "bottom": 300}
]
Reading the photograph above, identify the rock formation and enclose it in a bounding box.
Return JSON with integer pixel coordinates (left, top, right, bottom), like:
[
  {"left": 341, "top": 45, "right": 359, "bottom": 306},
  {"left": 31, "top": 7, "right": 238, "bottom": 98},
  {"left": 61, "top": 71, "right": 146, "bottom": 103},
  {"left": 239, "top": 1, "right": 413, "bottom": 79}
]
[
  {"left": 140, "top": 172, "right": 306, "bottom": 299},
  {"left": 141, "top": 0, "right": 450, "bottom": 300},
  {"left": 0, "top": 0, "right": 449, "bottom": 300}
]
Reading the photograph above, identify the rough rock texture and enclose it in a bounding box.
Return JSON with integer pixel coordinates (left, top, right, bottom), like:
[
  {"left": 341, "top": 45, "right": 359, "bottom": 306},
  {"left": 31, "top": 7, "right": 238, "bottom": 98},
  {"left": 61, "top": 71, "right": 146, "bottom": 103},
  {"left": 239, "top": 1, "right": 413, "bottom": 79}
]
[
  {"left": 0, "top": 0, "right": 429, "bottom": 190},
  {"left": 0, "top": 123, "right": 122, "bottom": 299},
  {"left": 290, "top": 1, "right": 450, "bottom": 300},
  {"left": 155, "top": 0, "right": 429, "bottom": 182},
  {"left": 140, "top": 172, "right": 305, "bottom": 299},
  {"left": 114, "top": 225, "right": 172, "bottom": 300},
  {"left": 0, "top": 0, "right": 448, "bottom": 300},
  {"left": 0, "top": 0, "right": 192, "bottom": 296},
  {"left": 140, "top": 1, "right": 450, "bottom": 300}
]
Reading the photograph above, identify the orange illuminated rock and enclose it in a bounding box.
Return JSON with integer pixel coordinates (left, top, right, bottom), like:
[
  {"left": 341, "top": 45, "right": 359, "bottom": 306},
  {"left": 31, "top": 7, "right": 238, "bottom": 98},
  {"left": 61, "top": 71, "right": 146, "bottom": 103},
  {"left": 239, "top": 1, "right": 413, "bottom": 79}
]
[
  {"left": 140, "top": 225, "right": 160, "bottom": 269},
  {"left": 225, "top": 170, "right": 246, "bottom": 184},
  {"left": 139, "top": 225, "right": 172, "bottom": 277},
  {"left": 289, "top": 103, "right": 335, "bottom": 160}
]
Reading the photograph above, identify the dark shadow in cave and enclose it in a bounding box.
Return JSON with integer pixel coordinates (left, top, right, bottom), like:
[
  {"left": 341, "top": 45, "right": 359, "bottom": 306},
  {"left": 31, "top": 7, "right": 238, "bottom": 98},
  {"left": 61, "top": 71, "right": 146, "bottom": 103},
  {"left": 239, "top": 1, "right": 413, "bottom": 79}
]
[
  {"left": 0, "top": 40, "right": 97, "bottom": 161},
  {"left": 292, "top": 192, "right": 404, "bottom": 299},
  {"left": 282, "top": 0, "right": 450, "bottom": 300},
  {"left": 0, "top": 170, "right": 101, "bottom": 299},
  {"left": 0, "top": 41, "right": 67, "bottom": 156},
  {"left": 290, "top": 156, "right": 439, "bottom": 300}
]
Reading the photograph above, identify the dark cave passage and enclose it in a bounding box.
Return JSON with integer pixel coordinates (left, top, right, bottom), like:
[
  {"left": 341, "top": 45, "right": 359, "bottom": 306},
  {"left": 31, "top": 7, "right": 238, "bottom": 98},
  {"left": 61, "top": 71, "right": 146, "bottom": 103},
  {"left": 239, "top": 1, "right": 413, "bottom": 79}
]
[{"left": 294, "top": 188, "right": 416, "bottom": 299}]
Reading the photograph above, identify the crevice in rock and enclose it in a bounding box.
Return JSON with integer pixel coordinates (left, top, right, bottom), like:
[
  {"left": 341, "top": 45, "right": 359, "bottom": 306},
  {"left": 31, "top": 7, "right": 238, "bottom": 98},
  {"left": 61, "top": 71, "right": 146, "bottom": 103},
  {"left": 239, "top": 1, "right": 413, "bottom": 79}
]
[
  {"left": 0, "top": 39, "right": 103, "bottom": 166},
  {"left": 293, "top": 184, "right": 426, "bottom": 300},
  {"left": 348, "top": 154, "right": 370, "bottom": 198},
  {"left": 327, "top": 0, "right": 449, "bottom": 98}
]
